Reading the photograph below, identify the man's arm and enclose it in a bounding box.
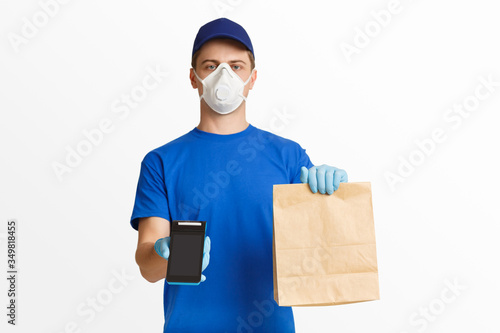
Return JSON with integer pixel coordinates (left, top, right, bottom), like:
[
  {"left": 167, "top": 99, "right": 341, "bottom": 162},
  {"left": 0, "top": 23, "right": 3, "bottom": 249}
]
[{"left": 135, "top": 216, "right": 170, "bottom": 283}]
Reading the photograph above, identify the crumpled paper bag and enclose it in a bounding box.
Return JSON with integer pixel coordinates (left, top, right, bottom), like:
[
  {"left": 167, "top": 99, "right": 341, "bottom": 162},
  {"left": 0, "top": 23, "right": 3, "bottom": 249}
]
[{"left": 272, "top": 182, "right": 379, "bottom": 306}]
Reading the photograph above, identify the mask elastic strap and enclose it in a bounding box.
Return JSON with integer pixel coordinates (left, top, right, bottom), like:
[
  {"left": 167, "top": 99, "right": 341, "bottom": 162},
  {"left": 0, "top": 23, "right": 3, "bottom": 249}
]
[
  {"left": 192, "top": 69, "right": 205, "bottom": 101},
  {"left": 243, "top": 68, "right": 255, "bottom": 85},
  {"left": 239, "top": 68, "right": 256, "bottom": 101}
]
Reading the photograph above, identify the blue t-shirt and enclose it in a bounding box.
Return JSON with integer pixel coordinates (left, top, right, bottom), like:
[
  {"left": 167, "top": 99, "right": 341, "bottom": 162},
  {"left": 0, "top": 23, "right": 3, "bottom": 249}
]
[{"left": 130, "top": 124, "right": 313, "bottom": 332}]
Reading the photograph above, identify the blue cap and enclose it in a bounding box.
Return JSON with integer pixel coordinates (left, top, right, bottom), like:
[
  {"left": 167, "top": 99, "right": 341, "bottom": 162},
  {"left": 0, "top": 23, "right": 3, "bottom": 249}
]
[{"left": 192, "top": 18, "right": 254, "bottom": 58}]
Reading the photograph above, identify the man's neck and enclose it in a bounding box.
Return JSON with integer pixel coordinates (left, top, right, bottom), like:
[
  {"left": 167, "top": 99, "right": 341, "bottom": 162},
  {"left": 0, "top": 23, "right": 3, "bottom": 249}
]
[{"left": 197, "top": 101, "right": 249, "bottom": 134}]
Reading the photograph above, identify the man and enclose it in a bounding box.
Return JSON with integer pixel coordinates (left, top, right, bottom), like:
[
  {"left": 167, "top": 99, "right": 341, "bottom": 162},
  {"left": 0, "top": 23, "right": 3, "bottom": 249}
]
[{"left": 131, "top": 18, "right": 348, "bottom": 332}]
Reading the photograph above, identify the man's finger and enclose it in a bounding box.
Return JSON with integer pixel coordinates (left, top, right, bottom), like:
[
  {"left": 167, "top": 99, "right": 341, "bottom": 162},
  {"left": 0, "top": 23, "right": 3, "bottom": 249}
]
[
  {"left": 202, "top": 252, "right": 210, "bottom": 271},
  {"left": 340, "top": 169, "right": 348, "bottom": 183},
  {"left": 332, "top": 170, "right": 342, "bottom": 191},
  {"left": 317, "top": 166, "right": 326, "bottom": 194},
  {"left": 325, "top": 168, "right": 334, "bottom": 195},
  {"left": 154, "top": 237, "right": 170, "bottom": 259},
  {"left": 308, "top": 166, "right": 318, "bottom": 193},
  {"left": 300, "top": 166, "right": 309, "bottom": 183},
  {"left": 204, "top": 236, "right": 211, "bottom": 254}
]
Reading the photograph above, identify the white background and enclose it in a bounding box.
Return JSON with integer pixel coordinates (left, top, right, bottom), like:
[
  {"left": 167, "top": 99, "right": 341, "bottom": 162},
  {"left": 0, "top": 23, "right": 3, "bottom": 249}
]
[{"left": 1, "top": 0, "right": 500, "bottom": 332}]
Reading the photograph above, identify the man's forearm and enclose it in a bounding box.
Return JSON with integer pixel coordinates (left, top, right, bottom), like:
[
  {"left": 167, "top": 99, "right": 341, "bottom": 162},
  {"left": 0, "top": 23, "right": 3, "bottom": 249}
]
[{"left": 135, "top": 241, "right": 168, "bottom": 283}]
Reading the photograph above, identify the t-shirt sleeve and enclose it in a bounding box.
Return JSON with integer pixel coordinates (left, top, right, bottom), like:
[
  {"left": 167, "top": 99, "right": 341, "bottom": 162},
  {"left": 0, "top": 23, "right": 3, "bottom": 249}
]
[
  {"left": 130, "top": 151, "right": 171, "bottom": 230},
  {"left": 291, "top": 143, "right": 314, "bottom": 184}
]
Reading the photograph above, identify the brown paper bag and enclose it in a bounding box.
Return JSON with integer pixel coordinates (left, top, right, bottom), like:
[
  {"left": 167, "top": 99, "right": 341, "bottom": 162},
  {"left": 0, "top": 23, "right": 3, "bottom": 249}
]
[{"left": 272, "top": 182, "right": 379, "bottom": 306}]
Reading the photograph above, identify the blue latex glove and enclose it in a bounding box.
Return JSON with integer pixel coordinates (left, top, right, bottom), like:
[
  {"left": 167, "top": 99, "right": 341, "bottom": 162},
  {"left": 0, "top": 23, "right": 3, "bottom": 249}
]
[
  {"left": 154, "top": 235, "right": 211, "bottom": 282},
  {"left": 300, "top": 164, "right": 348, "bottom": 195}
]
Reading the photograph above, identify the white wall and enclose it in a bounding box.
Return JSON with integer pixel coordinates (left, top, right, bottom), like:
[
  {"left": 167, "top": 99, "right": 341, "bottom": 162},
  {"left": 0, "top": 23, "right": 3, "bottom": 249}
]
[{"left": 1, "top": 0, "right": 499, "bottom": 332}]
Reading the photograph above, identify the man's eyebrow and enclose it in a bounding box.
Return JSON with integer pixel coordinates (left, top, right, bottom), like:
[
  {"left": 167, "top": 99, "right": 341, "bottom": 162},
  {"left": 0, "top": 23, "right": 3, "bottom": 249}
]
[{"left": 200, "top": 59, "right": 219, "bottom": 64}]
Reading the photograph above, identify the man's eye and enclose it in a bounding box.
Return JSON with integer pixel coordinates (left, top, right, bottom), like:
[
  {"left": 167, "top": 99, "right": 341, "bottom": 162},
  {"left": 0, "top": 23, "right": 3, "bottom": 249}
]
[
  {"left": 232, "top": 65, "right": 241, "bottom": 70},
  {"left": 208, "top": 65, "right": 216, "bottom": 70}
]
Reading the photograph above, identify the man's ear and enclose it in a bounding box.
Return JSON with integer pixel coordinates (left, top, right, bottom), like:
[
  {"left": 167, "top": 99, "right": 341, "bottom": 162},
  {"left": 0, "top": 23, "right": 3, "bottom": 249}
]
[
  {"left": 189, "top": 68, "right": 198, "bottom": 89},
  {"left": 248, "top": 69, "right": 257, "bottom": 90}
]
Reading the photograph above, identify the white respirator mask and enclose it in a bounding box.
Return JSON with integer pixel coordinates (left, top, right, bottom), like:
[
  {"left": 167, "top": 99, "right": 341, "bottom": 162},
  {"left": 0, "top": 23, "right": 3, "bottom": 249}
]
[{"left": 193, "top": 63, "right": 254, "bottom": 115}]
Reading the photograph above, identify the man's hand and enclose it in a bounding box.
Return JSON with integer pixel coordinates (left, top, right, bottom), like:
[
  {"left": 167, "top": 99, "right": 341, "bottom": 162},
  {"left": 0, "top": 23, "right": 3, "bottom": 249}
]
[
  {"left": 154, "top": 236, "right": 211, "bottom": 282},
  {"left": 300, "top": 164, "right": 348, "bottom": 195},
  {"left": 154, "top": 236, "right": 171, "bottom": 259}
]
